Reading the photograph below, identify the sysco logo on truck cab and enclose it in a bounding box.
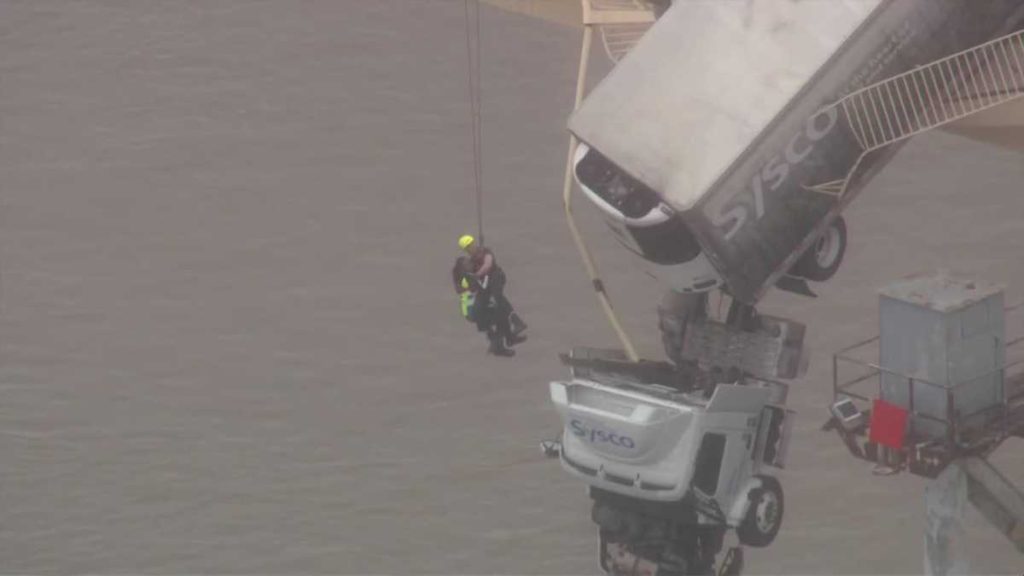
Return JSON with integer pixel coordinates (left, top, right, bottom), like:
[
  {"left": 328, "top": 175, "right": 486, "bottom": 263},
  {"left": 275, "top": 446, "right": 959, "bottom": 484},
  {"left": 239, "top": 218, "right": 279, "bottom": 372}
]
[
  {"left": 571, "top": 419, "right": 636, "bottom": 449},
  {"left": 705, "top": 108, "right": 840, "bottom": 241}
]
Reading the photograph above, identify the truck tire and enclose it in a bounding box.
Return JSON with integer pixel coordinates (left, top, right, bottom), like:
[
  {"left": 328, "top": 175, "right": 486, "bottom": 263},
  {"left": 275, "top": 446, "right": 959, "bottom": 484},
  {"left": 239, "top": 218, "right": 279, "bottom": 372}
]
[
  {"left": 736, "top": 475, "right": 784, "bottom": 548},
  {"left": 791, "top": 216, "right": 846, "bottom": 282}
]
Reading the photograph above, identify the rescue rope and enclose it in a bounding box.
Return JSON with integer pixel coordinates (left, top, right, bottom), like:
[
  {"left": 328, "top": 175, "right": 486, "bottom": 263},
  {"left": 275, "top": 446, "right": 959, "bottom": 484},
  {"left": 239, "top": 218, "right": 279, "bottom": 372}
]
[{"left": 463, "top": 0, "right": 485, "bottom": 244}]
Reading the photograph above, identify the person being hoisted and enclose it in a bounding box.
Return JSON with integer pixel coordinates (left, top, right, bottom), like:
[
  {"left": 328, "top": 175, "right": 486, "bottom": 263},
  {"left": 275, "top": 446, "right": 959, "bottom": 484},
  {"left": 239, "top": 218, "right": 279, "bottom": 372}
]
[
  {"left": 456, "top": 234, "right": 527, "bottom": 356},
  {"left": 451, "top": 252, "right": 515, "bottom": 356}
]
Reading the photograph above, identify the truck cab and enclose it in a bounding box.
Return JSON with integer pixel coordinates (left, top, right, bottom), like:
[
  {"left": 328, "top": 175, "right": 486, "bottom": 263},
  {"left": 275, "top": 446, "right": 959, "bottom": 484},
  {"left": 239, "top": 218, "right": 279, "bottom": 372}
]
[{"left": 547, "top": 348, "right": 793, "bottom": 574}]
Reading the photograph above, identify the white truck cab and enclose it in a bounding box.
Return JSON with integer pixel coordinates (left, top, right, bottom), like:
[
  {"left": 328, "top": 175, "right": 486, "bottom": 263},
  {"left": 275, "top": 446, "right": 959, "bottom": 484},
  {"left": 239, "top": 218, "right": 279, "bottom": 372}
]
[{"left": 547, "top": 348, "right": 793, "bottom": 574}]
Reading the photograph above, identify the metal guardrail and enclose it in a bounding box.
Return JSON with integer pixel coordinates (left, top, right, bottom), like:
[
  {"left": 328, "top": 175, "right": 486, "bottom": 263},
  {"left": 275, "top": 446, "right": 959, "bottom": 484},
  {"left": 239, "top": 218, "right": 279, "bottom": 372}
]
[
  {"left": 599, "top": 22, "right": 652, "bottom": 63},
  {"left": 582, "top": 0, "right": 657, "bottom": 25},
  {"left": 815, "top": 29, "right": 1024, "bottom": 203},
  {"left": 580, "top": 0, "right": 658, "bottom": 63},
  {"left": 833, "top": 310, "right": 1024, "bottom": 448},
  {"left": 839, "top": 29, "right": 1024, "bottom": 153}
]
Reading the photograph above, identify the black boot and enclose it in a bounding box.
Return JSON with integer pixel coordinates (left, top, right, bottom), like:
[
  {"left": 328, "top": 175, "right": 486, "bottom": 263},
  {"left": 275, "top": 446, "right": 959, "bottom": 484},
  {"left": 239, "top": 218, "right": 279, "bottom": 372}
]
[
  {"left": 506, "top": 333, "right": 527, "bottom": 346},
  {"left": 488, "top": 330, "right": 515, "bottom": 356},
  {"left": 509, "top": 312, "right": 527, "bottom": 335},
  {"left": 488, "top": 340, "right": 515, "bottom": 356}
]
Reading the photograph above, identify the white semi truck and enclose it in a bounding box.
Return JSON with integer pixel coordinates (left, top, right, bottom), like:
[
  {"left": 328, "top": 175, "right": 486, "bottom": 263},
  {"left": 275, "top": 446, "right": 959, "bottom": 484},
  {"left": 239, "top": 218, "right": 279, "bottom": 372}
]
[
  {"left": 570, "top": 0, "right": 1024, "bottom": 306},
  {"left": 546, "top": 1, "right": 1024, "bottom": 574},
  {"left": 548, "top": 347, "right": 792, "bottom": 575}
]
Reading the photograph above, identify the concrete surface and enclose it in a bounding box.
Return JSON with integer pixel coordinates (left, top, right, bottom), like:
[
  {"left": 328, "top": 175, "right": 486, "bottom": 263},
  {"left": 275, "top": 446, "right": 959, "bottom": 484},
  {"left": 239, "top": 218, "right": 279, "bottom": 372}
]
[{"left": 2, "top": 1, "right": 1023, "bottom": 573}]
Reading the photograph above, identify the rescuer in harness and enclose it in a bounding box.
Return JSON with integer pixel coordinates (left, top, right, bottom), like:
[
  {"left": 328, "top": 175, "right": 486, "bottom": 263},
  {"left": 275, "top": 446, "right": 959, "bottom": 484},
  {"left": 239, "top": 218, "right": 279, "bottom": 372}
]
[{"left": 454, "top": 235, "right": 527, "bottom": 356}]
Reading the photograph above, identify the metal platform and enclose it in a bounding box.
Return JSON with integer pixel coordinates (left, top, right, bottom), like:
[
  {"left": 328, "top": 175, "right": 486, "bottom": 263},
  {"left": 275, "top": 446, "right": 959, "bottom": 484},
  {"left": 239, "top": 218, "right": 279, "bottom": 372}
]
[
  {"left": 826, "top": 335, "right": 1024, "bottom": 477},
  {"left": 825, "top": 302, "right": 1024, "bottom": 560}
]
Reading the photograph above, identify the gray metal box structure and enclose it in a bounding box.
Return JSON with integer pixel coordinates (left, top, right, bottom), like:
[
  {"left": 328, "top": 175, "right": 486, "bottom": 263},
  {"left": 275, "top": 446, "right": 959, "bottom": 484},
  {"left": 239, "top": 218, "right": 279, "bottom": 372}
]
[{"left": 879, "top": 273, "right": 1005, "bottom": 439}]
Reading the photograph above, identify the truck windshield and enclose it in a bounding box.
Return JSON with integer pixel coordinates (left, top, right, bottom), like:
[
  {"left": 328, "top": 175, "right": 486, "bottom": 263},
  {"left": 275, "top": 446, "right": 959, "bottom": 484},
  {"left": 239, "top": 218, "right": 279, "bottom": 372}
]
[{"left": 575, "top": 146, "right": 661, "bottom": 219}]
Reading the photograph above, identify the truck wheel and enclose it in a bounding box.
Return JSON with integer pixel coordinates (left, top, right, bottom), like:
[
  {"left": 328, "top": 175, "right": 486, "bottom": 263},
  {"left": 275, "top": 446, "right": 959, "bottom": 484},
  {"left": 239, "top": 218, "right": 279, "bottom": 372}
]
[
  {"left": 736, "top": 475, "right": 784, "bottom": 548},
  {"left": 791, "top": 216, "right": 846, "bottom": 282}
]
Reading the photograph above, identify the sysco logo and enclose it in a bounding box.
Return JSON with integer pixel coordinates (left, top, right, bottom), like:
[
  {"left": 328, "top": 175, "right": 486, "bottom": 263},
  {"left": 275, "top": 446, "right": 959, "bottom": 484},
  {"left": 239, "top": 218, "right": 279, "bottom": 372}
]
[
  {"left": 570, "top": 419, "right": 636, "bottom": 449},
  {"left": 705, "top": 107, "right": 840, "bottom": 241}
]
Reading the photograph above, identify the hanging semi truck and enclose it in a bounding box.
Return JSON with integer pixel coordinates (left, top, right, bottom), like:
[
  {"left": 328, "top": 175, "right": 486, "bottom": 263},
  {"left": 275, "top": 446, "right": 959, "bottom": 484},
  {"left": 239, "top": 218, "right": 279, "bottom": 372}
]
[
  {"left": 569, "top": 0, "right": 1024, "bottom": 304},
  {"left": 544, "top": 1, "right": 1024, "bottom": 574}
]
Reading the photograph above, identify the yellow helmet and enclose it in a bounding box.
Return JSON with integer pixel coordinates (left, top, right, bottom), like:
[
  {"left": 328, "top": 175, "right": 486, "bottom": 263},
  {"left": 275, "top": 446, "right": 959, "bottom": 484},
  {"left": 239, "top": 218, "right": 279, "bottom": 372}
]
[{"left": 458, "top": 234, "right": 475, "bottom": 251}]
